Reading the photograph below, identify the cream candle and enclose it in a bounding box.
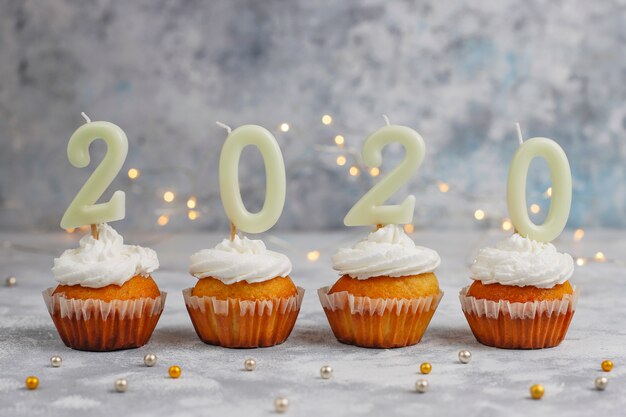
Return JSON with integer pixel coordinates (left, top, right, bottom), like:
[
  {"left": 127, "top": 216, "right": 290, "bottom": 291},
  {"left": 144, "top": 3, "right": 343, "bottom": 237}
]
[
  {"left": 218, "top": 123, "right": 286, "bottom": 234},
  {"left": 344, "top": 118, "right": 425, "bottom": 226},
  {"left": 506, "top": 125, "right": 572, "bottom": 242},
  {"left": 60, "top": 113, "right": 128, "bottom": 230}
]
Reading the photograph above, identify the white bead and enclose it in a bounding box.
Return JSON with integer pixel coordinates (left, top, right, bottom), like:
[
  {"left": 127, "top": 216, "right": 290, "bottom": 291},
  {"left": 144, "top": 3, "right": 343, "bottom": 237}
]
[
  {"left": 320, "top": 365, "right": 333, "bottom": 379},
  {"left": 415, "top": 379, "right": 429, "bottom": 393},
  {"left": 5, "top": 276, "right": 16, "bottom": 287},
  {"left": 115, "top": 378, "right": 128, "bottom": 393},
  {"left": 50, "top": 356, "right": 62, "bottom": 367},
  {"left": 274, "top": 397, "right": 289, "bottom": 413},
  {"left": 244, "top": 358, "right": 257, "bottom": 371},
  {"left": 458, "top": 350, "right": 472, "bottom": 364},
  {"left": 143, "top": 353, "right": 157, "bottom": 367},
  {"left": 595, "top": 376, "right": 609, "bottom": 390}
]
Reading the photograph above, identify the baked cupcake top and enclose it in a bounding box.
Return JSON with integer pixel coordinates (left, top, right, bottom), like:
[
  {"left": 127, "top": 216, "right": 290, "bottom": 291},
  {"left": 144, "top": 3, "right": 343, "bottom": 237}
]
[
  {"left": 52, "top": 223, "right": 159, "bottom": 288},
  {"left": 332, "top": 224, "right": 440, "bottom": 280},
  {"left": 189, "top": 235, "right": 292, "bottom": 284},
  {"left": 471, "top": 233, "right": 574, "bottom": 288}
]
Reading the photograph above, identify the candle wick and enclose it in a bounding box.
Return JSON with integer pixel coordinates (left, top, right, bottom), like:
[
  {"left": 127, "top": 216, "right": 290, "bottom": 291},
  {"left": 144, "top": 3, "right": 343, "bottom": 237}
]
[
  {"left": 382, "top": 114, "right": 391, "bottom": 126},
  {"left": 216, "top": 121, "right": 232, "bottom": 134},
  {"left": 81, "top": 112, "right": 92, "bottom": 124},
  {"left": 90, "top": 224, "right": 99, "bottom": 240},
  {"left": 515, "top": 122, "right": 524, "bottom": 145},
  {"left": 230, "top": 222, "right": 237, "bottom": 241}
]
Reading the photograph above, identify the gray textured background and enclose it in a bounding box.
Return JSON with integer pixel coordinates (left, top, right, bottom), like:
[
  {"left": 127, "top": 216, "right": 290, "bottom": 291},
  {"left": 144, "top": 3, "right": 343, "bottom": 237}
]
[{"left": 1, "top": 0, "right": 625, "bottom": 232}]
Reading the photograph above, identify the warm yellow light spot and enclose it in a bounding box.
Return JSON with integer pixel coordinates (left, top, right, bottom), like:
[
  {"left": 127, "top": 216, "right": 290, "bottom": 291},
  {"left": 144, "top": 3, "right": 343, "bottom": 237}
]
[
  {"left": 187, "top": 197, "right": 197, "bottom": 209},
  {"left": 163, "top": 191, "right": 175, "bottom": 203},
  {"left": 334, "top": 135, "right": 345, "bottom": 146},
  {"left": 322, "top": 114, "right": 332, "bottom": 125},
  {"left": 157, "top": 215, "right": 170, "bottom": 226},
  {"left": 336, "top": 156, "right": 347, "bottom": 166},
  {"left": 280, "top": 123, "right": 290, "bottom": 132},
  {"left": 501, "top": 218, "right": 513, "bottom": 231},
  {"left": 79, "top": 225, "right": 90, "bottom": 232},
  {"left": 127, "top": 168, "right": 140, "bottom": 179},
  {"left": 437, "top": 181, "right": 450, "bottom": 193},
  {"left": 188, "top": 210, "right": 199, "bottom": 220},
  {"left": 545, "top": 187, "right": 552, "bottom": 197},
  {"left": 594, "top": 252, "right": 606, "bottom": 262},
  {"left": 576, "top": 257, "right": 586, "bottom": 266},
  {"left": 404, "top": 224, "right": 415, "bottom": 234},
  {"left": 369, "top": 167, "right": 380, "bottom": 177},
  {"left": 573, "top": 228, "right": 585, "bottom": 241},
  {"left": 307, "top": 250, "right": 320, "bottom": 261},
  {"left": 65, "top": 228, "right": 76, "bottom": 234},
  {"left": 349, "top": 166, "right": 360, "bottom": 176},
  {"left": 530, "top": 204, "right": 541, "bottom": 214},
  {"left": 474, "top": 209, "right": 485, "bottom": 221}
]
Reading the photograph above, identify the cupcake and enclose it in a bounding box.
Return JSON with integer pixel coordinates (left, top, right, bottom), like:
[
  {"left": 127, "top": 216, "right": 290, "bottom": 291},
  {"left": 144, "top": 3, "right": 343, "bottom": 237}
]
[
  {"left": 318, "top": 224, "right": 443, "bottom": 348},
  {"left": 460, "top": 233, "right": 578, "bottom": 349},
  {"left": 183, "top": 235, "right": 303, "bottom": 348},
  {"left": 43, "top": 224, "right": 165, "bottom": 352}
]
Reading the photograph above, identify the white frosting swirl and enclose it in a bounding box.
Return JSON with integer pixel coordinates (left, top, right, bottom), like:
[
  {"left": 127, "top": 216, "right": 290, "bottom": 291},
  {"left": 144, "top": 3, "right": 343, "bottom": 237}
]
[
  {"left": 189, "top": 235, "right": 292, "bottom": 284},
  {"left": 52, "top": 223, "right": 159, "bottom": 288},
  {"left": 332, "top": 224, "right": 440, "bottom": 280},
  {"left": 470, "top": 233, "right": 574, "bottom": 288}
]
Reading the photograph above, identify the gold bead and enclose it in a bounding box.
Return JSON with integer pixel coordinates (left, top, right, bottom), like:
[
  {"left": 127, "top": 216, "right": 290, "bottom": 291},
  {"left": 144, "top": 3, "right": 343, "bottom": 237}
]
[
  {"left": 420, "top": 362, "right": 432, "bottom": 375},
  {"left": 25, "top": 376, "right": 39, "bottom": 390},
  {"left": 274, "top": 397, "right": 289, "bottom": 413},
  {"left": 168, "top": 365, "right": 181, "bottom": 379},
  {"left": 530, "top": 384, "right": 544, "bottom": 400},
  {"left": 601, "top": 360, "right": 613, "bottom": 372}
]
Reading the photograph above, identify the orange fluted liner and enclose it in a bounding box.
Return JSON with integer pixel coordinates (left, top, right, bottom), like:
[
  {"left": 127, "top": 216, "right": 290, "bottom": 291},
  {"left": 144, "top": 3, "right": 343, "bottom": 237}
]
[
  {"left": 43, "top": 288, "right": 166, "bottom": 352},
  {"left": 183, "top": 287, "right": 304, "bottom": 348},
  {"left": 459, "top": 286, "right": 579, "bottom": 349},
  {"left": 318, "top": 287, "right": 443, "bottom": 348}
]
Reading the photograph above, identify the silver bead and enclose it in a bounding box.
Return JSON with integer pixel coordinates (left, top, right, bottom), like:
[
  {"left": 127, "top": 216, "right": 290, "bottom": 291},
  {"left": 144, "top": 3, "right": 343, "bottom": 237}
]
[
  {"left": 458, "top": 350, "right": 472, "bottom": 364},
  {"left": 595, "top": 376, "right": 609, "bottom": 390},
  {"left": 244, "top": 358, "right": 257, "bottom": 371},
  {"left": 415, "top": 379, "right": 429, "bottom": 393},
  {"left": 115, "top": 378, "right": 128, "bottom": 393},
  {"left": 143, "top": 353, "right": 157, "bottom": 367},
  {"left": 320, "top": 365, "right": 333, "bottom": 379},
  {"left": 274, "top": 397, "right": 289, "bottom": 413},
  {"left": 50, "top": 356, "right": 62, "bottom": 367},
  {"left": 5, "top": 276, "right": 16, "bottom": 287}
]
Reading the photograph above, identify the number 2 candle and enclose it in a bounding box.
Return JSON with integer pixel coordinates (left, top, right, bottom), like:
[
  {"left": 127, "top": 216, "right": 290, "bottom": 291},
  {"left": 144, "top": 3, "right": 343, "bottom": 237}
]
[
  {"left": 60, "top": 113, "right": 128, "bottom": 232},
  {"left": 344, "top": 118, "right": 425, "bottom": 226}
]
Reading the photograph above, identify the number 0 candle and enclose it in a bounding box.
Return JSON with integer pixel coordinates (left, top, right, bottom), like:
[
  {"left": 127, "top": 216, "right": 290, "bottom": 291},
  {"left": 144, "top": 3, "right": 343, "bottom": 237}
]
[
  {"left": 507, "top": 132, "right": 572, "bottom": 243},
  {"left": 344, "top": 121, "right": 425, "bottom": 227},
  {"left": 218, "top": 124, "right": 286, "bottom": 234},
  {"left": 60, "top": 114, "right": 128, "bottom": 230}
]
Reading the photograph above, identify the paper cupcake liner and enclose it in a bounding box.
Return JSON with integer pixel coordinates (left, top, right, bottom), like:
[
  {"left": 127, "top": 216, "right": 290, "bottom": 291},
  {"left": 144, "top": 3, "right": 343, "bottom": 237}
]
[
  {"left": 459, "top": 286, "right": 579, "bottom": 349},
  {"left": 317, "top": 287, "right": 443, "bottom": 348},
  {"left": 43, "top": 288, "right": 166, "bottom": 352},
  {"left": 183, "top": 287, "right": 304, "bottom": 348}
]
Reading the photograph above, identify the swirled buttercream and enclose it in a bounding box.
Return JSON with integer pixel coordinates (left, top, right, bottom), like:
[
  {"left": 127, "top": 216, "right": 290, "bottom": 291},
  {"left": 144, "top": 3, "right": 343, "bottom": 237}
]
[
  {"left": 332, "top": 224, "right": 440, "bottom": 280},
  {"left": 470, "top": 233, "right": 574, "bottom": 288},
  {"left": 189, "top": 235, "right": 292, "bottom": 284},
  {"left": 52, "top": 223, "right": 159, "bottom": 288}
]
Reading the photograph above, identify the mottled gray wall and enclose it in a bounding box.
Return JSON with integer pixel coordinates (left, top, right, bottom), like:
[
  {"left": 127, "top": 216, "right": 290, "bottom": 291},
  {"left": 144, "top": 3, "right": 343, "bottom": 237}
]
[{"left": 1, "top": 0, "right": 625, "bottom": 232}]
